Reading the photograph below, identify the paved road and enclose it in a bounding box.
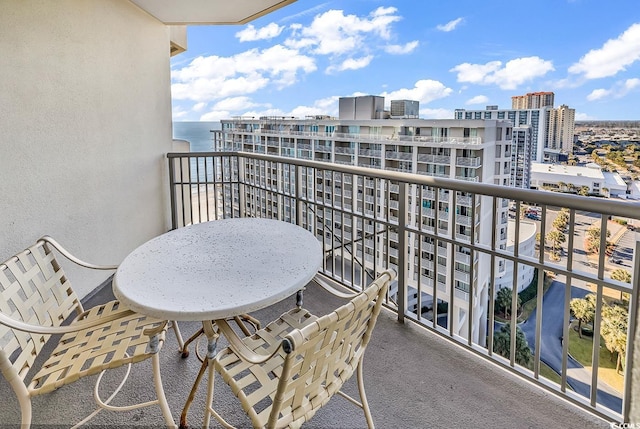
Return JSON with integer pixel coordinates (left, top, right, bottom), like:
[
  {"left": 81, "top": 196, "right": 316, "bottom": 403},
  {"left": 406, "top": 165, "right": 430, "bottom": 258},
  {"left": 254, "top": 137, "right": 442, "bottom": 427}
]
[{"left": 519, "top": 280, "right": 623, "bottom": 412}]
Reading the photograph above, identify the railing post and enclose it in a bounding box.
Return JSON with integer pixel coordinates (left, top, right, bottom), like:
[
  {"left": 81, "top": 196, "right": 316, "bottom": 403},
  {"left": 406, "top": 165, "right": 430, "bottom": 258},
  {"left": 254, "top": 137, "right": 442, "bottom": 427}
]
[
  {"left": 295, "top": 164, "right": 302, "bottom": 228},
  {"left": 238, "top": 154, "right": 246, "bottom": 218},
  {"left": 168, "top": 155, "right": 177, "bottom": 230},
  {"left": 397, "top": 182, "right": 407, "bottom": 324},
  {"left": 624, "top": 239, "right": 640, "bottom": 421}
]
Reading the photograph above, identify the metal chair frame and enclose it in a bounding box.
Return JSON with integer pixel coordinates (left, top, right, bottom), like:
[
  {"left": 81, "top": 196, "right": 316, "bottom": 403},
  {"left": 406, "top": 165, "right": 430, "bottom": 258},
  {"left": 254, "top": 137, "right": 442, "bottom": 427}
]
[
  {"left": 204, "top": 269, "right": 396, "bottom": 429},
  {"left": 0, "top": 236, "right": 176, "bottom": 428}
]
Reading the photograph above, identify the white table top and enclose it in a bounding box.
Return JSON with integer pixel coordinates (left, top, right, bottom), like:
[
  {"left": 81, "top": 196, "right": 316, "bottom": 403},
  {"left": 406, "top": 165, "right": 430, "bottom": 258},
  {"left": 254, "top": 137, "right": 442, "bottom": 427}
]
[{"left": 112, "top": 218, "right": 323, "bottom": 321}]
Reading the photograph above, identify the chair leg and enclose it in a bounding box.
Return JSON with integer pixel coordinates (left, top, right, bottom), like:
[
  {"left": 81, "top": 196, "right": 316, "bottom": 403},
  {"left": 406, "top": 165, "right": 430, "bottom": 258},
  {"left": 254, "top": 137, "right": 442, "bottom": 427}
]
[
  {"left": 151, "top": 352, "right": 177, "bottom": 428},
  {"left": 19, "top": 395, "right": 32, "bottom": 428},
  {"left": 356, "top": 362, "right": 375, "bottom": 429},
  {"left": 203, "top": 358, "right": 216, "bottom": 429}
]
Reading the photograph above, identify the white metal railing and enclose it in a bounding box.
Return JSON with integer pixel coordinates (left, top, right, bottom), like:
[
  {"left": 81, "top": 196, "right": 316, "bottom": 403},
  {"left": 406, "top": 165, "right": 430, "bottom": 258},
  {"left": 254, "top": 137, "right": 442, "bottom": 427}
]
[{"left": 167, "top": 151, "right": 639, "bottom": 423}]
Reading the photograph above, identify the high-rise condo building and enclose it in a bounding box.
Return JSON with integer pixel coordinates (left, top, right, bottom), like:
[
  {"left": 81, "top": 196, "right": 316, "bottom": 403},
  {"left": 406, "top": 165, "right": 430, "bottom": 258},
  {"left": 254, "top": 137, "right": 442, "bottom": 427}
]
[
  {"left": 511, "top": 91, "right": 555, "bottom": 109},
  {"left": 216, "top": 96, "right": 514, "bottom": 343},
  {"left": 548, "top": 104, "right": 576, "bottom": 155},
  {"left": 455, "top": 106, "right": 551, "bottom": 179},
  {"left": 455, "top": 101, "right": 576, "bottom": 167}
]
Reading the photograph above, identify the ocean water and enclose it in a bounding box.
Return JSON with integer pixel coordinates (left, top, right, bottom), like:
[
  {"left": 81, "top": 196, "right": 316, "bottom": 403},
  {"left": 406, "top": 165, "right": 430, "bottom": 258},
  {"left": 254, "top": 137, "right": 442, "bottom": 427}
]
[{"left": 173, "top": 121, "right": 221, "bottom": 152}]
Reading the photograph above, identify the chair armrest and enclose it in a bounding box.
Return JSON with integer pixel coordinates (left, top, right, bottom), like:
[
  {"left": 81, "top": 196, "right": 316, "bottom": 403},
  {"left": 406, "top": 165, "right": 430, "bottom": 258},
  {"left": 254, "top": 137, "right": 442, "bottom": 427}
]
[
  {"left": 39, "top": 235, "right": 118, "bottom": 270},
  {"left": 0, "top": 307, "right": 136, "bottom": 335},
  {"left": 215, "top": 319, "right": 283, "bottom": 365},
  {"left": 314, "top": 270, "right": 396, "bottom": 298},
  {"left": 312, "top": 273, "right": 366, "bottom": 299}
]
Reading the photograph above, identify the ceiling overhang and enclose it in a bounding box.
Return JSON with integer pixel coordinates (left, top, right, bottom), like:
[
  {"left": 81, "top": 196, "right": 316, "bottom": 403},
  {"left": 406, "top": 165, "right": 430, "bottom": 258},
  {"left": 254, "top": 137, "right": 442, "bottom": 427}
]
[{"left": 129, "top": 0, "right": 297, "bottom": 25}]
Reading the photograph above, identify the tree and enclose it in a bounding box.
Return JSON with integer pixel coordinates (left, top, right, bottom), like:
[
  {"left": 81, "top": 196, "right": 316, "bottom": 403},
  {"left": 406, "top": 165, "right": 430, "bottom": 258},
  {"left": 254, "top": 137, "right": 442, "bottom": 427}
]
[
  {"left": 493, "top": 323, "right": 533, "bottom": 367},
  {"left": 496, "top": 287, "right": 520, "bottom": 319},
  {"left": 546, "top": 230, "right": 566, "bottom": 260},
  {"left": 611, "top": 268, "right": 632, "bottom": 284},
  {"left": 585, "top": 226, "right": 611, "bottom": 254},
  {"left": 570, "top": 294, "right": 596, "bottom": 339},
  {"left": 579, "top": 186, "right": 590, "bottom": 196},
  {"left": 552, "top": 216, "right": 568, "bottom": 232},
  {"left": 601, "top": 304, "right": 628, "bottom": 374}
]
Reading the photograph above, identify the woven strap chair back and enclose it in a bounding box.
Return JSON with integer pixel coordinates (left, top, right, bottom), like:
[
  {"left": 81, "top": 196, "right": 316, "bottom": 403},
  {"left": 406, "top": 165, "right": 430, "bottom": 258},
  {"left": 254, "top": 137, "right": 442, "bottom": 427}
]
[
  {"left": 269, "top": 273, "right": 389, "bottom": 428},
  {"left": 0, "top": 240, "right": 81, "bottom": 381}
]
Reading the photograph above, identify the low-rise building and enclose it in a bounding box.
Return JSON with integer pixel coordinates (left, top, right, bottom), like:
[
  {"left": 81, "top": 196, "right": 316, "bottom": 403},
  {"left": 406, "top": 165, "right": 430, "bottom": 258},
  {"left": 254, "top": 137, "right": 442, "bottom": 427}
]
[
  {"left": 529, "top": 162, "right": 626, "bottom": 196},
  {"left": 494, "top": 220, "right": 537, "bottom": 293}
]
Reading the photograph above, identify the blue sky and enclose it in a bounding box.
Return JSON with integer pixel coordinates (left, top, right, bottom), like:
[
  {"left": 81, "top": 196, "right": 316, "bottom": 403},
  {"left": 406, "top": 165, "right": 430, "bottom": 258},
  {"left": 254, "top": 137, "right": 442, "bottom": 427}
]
[{"left": 170, "top": 0, "right": 640, "bottom": 122}]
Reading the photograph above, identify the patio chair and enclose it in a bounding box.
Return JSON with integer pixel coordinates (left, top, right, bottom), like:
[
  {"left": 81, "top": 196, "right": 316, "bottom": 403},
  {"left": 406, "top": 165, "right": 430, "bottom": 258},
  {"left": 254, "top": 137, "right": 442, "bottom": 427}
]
[
  {"left": 0, "top": 236, "right": 175, "bottom": 428},
  {"left": 205, "top": 268, "right": 396, "bottom": 429}
]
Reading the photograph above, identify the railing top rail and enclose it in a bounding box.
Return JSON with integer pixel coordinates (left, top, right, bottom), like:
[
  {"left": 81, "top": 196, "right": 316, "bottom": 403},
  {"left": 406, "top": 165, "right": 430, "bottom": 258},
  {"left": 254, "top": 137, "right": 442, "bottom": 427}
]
[{"left": 166, "top": 151, "right": 640, "bottom": 220}]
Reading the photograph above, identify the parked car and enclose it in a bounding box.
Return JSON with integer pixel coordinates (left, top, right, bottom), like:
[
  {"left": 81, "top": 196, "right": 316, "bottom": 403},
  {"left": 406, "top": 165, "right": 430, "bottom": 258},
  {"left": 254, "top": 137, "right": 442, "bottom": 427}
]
[
  {"left": 525, "top": 213, "right": 541, "bottom": 221},
  {"left": 609, "top": 257, "right": 623, "bottom": 264}
]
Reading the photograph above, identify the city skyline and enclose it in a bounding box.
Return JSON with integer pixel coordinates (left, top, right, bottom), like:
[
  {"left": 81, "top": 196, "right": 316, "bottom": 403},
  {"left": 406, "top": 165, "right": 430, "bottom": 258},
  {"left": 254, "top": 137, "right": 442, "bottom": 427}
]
[{"left": 170, "top": 0, "right": 640, "bottom": 122}]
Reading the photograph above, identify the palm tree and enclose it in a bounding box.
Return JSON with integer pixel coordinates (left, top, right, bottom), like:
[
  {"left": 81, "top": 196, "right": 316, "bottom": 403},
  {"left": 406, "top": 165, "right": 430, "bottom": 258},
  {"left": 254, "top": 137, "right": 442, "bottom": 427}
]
[
  {"left": 552, "top": 216, "right": 568, "bottom": 232},
  {"left": 585, "top": 226, "right": 611, "bottom": 254},
  {"left": 611, "top": 268, "right": 632, "bottom": 284},
  {"left": 493, "top": 323, "right": 533, "bottom": 367},
  {"left": 601, "top": 304, "right": 628, "bottom": 374},
  {"left": 570, "top": 294, "right": 596, "bottom": 339},
  {"left": 546, "top": 230, "right": 566, "bottom": 260},
  {"left": 496, "top": 287, "right": 519, "bottom": 319}
]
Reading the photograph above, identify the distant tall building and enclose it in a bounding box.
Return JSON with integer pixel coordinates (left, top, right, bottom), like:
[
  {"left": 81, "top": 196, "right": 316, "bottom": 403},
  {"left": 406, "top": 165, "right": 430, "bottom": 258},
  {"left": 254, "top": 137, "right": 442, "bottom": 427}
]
[
  {"left": 548, "top": 104, "right": 576, "bottom": 155},
  {"left": 455, "top": 106, "right": 551, "bottom": 177},
  {"left": 511, "top": 92, "right": 555, "bottom": 109},
  {"left": 511, "top": 126, "right": 532, "bottom": 188},
  {"left": 390, "top": 100, "right": 419, "bottom": 118}
]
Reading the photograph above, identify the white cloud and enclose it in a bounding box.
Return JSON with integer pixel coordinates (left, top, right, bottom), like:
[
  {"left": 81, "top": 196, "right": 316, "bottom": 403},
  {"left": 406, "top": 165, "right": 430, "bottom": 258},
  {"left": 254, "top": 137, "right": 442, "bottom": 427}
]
[
  {"left": 421, "top": 108, "right": 454, "bottom": 119},
  {"left": 172, "top": 106, "right": 189, "bottom": 120},
  {"left": 171, "top": 46, "right": 317, "bottom": 102},
  {"left": 381, "top": 79, "right": 453, "bottom": 105},
  {"left": 236, "top": 23, "right": 284, "bottom": 42},
  {"left": 569, "top": 23, "right": 640, "bottom": 79},
  {"left": 436, "top": 18, "right": 464, "bottom": 32},
  {"left": 465, "top": 95, "right": 489, "bottom": 105},
  {"left": 290, "top": 96, "right": 341, "bottom": 118},
  {"left": 172, "top": 6, "right": 417, "bottom": 118},
  {"left": 200, "top": 110, "right": 232, "bottom": 122},
  {"left": 327, "top": 56, "right": 373, "bottom": 73},
  {"left": 450, "top": 57, "right": 554, "bottom": 89},
  {"left": 286, "top": 7, "right": 401, "bottom": 56},
  {"left": 284, "top": 6, "right": 408, "bottom": 73},
  {"left": 586, "top": 88, "right": 612, "bottom": 101},
  {"left": 625, "top": 77, "right": 640, "bottom": 90},
  {"left": 586, "top": 78, "right": 640, "bottom": 101},
  {"left": 211, "top": 97, "right": 259, "bottom": 111},
  {"left": 384, "top": 40, "right": 419, "bottom": 55},
  {"left": 575, "top": 112, "right": 596, "bottom": 121}
]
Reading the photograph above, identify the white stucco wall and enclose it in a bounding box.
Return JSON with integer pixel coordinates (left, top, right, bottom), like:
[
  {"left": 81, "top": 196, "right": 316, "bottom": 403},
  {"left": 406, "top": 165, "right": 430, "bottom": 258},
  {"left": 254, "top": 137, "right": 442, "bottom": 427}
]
[{"left": 0, "top": 0, "right": 174, "bottom": 297}]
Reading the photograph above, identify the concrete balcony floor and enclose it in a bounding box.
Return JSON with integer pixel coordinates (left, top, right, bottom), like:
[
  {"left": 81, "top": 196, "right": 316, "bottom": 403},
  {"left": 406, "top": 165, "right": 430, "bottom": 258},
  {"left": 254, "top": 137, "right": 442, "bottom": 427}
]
[{"left": 0, "top": 279, "right": 608, "bottom": 428}]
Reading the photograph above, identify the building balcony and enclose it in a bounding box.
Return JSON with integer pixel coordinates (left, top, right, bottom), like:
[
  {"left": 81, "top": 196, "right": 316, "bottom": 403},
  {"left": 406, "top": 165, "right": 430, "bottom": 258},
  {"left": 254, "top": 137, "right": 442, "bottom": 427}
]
[
  {"left": 3, "top": 151, "right": 637, "bottom": 427},
  {"left": 164, "top": 153, "right": 639, "bottom": 425}
]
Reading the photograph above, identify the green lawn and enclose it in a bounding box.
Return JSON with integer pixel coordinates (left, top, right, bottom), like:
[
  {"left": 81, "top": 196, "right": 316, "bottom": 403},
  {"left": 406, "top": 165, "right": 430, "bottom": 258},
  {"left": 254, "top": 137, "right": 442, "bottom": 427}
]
[
  {"left": 567, "top": 322, "right": 623, "bottom": 392},
  {"left": 540, "top": 363, "right": 565, "bottom": 387}
]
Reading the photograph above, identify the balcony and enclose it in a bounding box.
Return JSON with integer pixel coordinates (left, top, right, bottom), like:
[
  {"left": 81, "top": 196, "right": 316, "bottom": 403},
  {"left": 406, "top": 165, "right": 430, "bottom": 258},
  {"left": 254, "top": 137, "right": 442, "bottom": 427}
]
[
  {"left": 2, "top": 150, "right": 638, "bottom": 427},
  {"left": 1, "top": 275, "right": 604, "bottom": 427},
  {"left": 165, "top": 151, "right": 639, "bottom": 426}
]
